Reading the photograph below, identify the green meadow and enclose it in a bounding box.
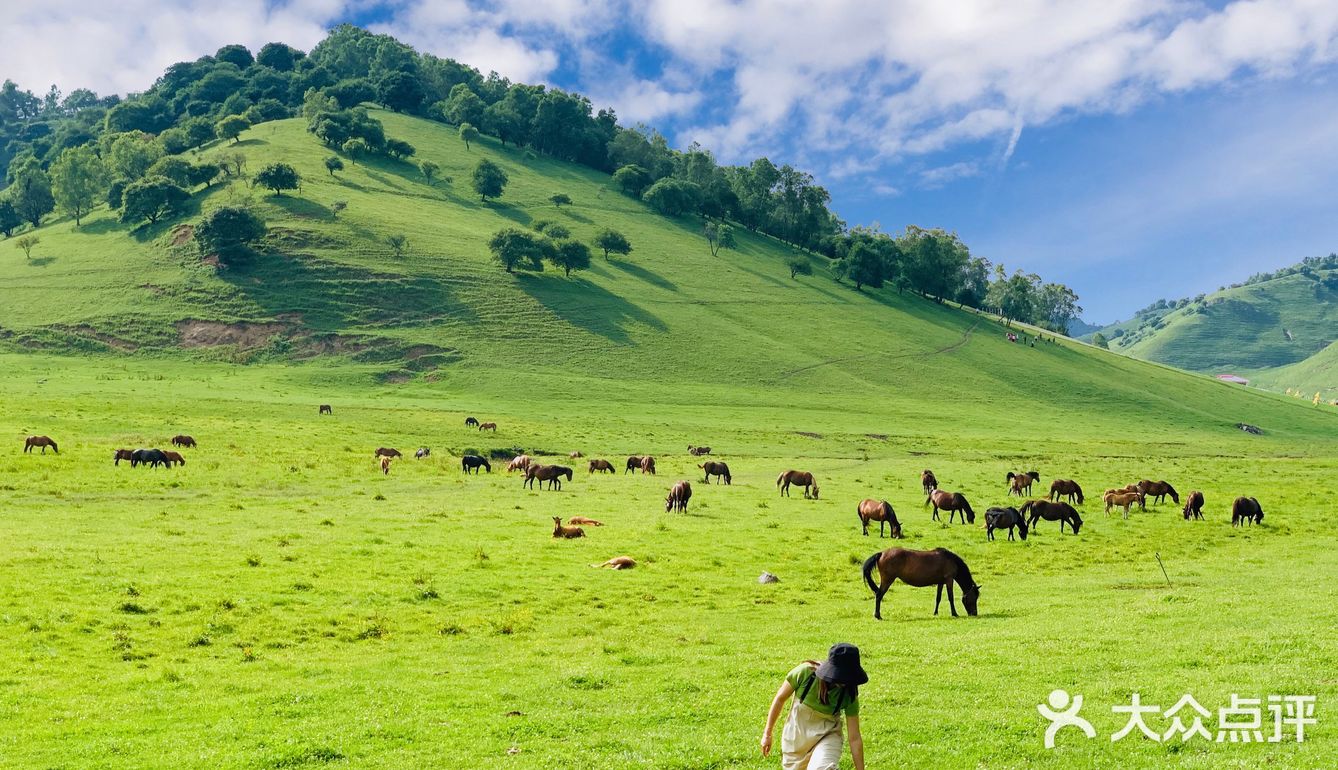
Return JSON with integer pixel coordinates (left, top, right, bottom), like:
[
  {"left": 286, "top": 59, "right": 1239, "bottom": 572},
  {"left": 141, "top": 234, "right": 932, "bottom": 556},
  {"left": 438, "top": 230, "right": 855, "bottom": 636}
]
[{"left": 2, "top": 111, "right": 1337, "bottom": 768}]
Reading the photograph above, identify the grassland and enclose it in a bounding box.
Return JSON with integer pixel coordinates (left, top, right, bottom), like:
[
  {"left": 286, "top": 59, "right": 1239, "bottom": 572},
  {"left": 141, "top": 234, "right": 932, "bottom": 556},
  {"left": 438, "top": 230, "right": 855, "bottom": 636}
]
[{"left": 2, "top": 112, "right": 1337, "bottom": 768}]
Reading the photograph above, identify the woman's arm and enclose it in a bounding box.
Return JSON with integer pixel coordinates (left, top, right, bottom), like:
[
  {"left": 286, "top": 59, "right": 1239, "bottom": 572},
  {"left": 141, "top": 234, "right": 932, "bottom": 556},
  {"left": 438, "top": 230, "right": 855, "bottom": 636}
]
[
  {"left": 760, "top": 680, "right": 795, "bottom": 757},
  {"left": 846, "top": 715, "right": 865, "bottom": 770}
]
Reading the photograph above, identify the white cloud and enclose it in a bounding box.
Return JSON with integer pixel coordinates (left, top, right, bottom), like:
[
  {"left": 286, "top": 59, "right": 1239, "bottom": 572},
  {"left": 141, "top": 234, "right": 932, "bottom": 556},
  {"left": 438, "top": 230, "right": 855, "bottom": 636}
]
[{"left": 918, "top": 161, "right": 980, "bottom": 188}]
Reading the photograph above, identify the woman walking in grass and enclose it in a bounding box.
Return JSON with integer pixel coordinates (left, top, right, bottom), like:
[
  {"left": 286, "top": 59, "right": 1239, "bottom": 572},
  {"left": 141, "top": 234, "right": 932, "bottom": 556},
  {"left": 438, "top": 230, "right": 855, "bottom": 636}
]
[{"left": 760, "top": 643, "right": 867, "bottom": 770}]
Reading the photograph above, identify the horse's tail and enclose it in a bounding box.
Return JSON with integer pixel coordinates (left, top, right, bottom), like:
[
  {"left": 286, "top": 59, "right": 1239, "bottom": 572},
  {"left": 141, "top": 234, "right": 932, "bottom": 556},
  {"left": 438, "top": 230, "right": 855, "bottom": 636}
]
[
  {"left": 776, "top": 471, "right": 786, "bottom": 488},
  {"left": 924, "top": 493, "right": 933, "bottom": 507},
  {"left": 861, "top": 552, "right": 882, "bottom": 594}
]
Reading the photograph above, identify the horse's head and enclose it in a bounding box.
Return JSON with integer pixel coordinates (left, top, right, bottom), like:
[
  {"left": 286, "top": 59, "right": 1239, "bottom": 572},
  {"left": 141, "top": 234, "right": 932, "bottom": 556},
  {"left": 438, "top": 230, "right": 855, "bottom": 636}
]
[
  {"left": 1017, "top": 518, "right": 1029, "bottom": 539},
  {"left": 889, "top": 521, "right": 903, "bottom": 539},
  {"left": 811, "top": 484, "right": 819, "bottom": 499},
  {"left": 962, "top": 584, "right": 981, "bottom": 616},
  {"left": 1069, "top": 512, "right": 1083, "bottom": 534}
]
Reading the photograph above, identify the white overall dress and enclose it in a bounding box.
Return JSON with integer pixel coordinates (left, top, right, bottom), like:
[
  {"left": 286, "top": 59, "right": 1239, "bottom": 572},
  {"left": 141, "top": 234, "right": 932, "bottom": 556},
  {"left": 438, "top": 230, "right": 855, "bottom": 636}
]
[{"left": 781, "top": 671, "right": 845, "bottom": 770}]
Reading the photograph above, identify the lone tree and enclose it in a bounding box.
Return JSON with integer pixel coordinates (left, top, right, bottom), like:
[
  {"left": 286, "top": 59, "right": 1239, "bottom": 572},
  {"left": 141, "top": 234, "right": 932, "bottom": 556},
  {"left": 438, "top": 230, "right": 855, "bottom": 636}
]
[
  {"left": 472, "top": 159, "right": 508, "bottom": 202},
  {"left": 419, "top": 160, "right": 439, "bottom": 184},
  {"left": 15, "top": 235, "right": 39, "bottom": 260},
  {"left": 548, "top": 239, "right": 591, "bottom": 278},
  {"left": 1091, "top": 332, "right": 1110, "bottom": 350},
  {"left": 835, "top": 243, "right": 885, "bottom": 291},
  {"left": 385, "top": 138, "right": 416, "bottom": 160},
  {"left": 50, "top": 146, "right": 109, "bottom": 227},
  {"left": 593, "top": 228, "right": 631, "bottom": 260},
  {"left": 703, "top": 221, "right": 736, "bottom": 257},
  {"left": 194, "top": 206, "right": 266, "bottom": 266},
  {"left": 255, "top": 163, "right": 300, "bottom": 196},
  {"left": 787, "top": 255, "right": 813, "bottom": 279},
  {"left": 487, "top": 227, "right": 545, "bottom": 273},
  {"left": 217, "top": 115, "right": 249, "bottom": 144},
  {"left": 549, "top": 192, "right": 572, "bottom": 208},
  {"left": 342, "top": 138, "right": 369, "bottom": 164},
  {"left": 120, "top": 177, "right": 189, "bottom": 225},
  {"left": 325, "top": 156, "right": 344, "bottom": 176},
  {"left": 331, "top": 201, "right": 347, "bottom": 219},
  {"left": 386, "top": 233, "right": 408, "bottom": 258},
  {"left": 458, "top": 122, "right": 479, "bottom": 150}
]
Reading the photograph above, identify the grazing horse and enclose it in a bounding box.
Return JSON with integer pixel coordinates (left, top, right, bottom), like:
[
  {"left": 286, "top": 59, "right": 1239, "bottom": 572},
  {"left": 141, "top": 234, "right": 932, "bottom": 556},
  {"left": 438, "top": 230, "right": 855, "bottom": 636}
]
[
  {"left": 1137, "top": 479, "right": 1180, "bottom": 505},
  {"left": 1183, "top": 490, "right": 1205, "bottom": 520},
  {"left": 569, "top": 516, "right": 604, "bottom": 526},
  {"left": 777, "top": 470, "right": 819, "bottom": 499},
  {"left": 171, "top": 435, "right": 196, "bottom": 448},
  {"left": 1007, "top": 471, "right": 1041, "bottom": 497},
  {"left": 161, "top": 450, "right": 186, "bottom": 467},
  {"left": 625, "top": 456, "right": 644, "bottom": 474},
  {"left": 1021, "top": 499, "right": 1083, "bottom": 534},
  {"left": 374, "top": 448, "right": 402, "bottom": 459},
  {"left": 478, "top": 422, "right": 498, "bottom": 432},
  {"left": 1104, "top": 490, "right": 1145, "bottom": 517},
  {"left": 113, "top": 449, "right": 134, "bottom": 465},
  {"left": 1232, "top": 497, "right": 1264, "bottom": 526},
  {"left": 552, "top": 516, "right": 586, "bottom": 538},
  {"left": 462, "top": 455, "right": 491, "bottom": 474},
  {"left": 588, "top": 459, "right": 615, "bottom": 473},
  {"left": 699, "top": 461, "right": 731, "bottom": 485},
  {"left": 526, "top": 464, "right": 573, "bottom": 490},
  {"left": 925, "top": 489, "right": 975, "bottom": 524},
  {"left": 570, "top": 451, "right": 584, "bottom": 459},
  {"left": 507, "top": 455, "right": 532, "bottom": 473},
  {"left": 23, "top": 436, "right": 58, "bottom": 454},
  {"left": 591, "top": 556, "right": 635, "bottom": 569},
  {"left": 921, "top": 470, "right": 938, "bottom": 496},
  {"left": 688, "top": 445, "right": 711, "bottom": 456},
  {"left": 464, "top": 417, "right": 479, "bottom": 427},
  {"left": 415, "top": 447, "right": 431, "bottom": 459},
  {"left": 857, "top": 499, "right": 902, "bottom": 538},
  {"left": 640, "top": 456, "right": 657, "bottom": 475},
  {"left": 862, "top": 547, "right": 980, "bottom": 619},
  {"left": 380, "top": 456, "right": 392, "bottom": 474},
  {"left": 665, "top": 480, "right": 693, "bottom": 513},
  {"left": 131, "top": 448, "right": 169, "bottom": 468},
  {"left": 318, "top": 404, "right": 332, "bottom": 415},
  {"left": 1049, "top": 479, "right": 1084, "bottom": 504},
  {"left": 985, "top": 507, "right": 1028, "bottom": 541}
]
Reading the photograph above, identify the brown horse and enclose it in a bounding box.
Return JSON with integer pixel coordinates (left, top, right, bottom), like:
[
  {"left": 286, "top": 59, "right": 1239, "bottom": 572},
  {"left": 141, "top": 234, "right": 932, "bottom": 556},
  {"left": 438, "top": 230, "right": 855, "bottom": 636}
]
[
  {"left": 380, "top": 456, "right": 392, "bottom": 475},
  {"left": 1183, "top": 490, "right": 1205, "bottom": 520},
  {"left": 777, "top": 470, "right": 819, "bottom": 498},
  {"left": 161, "top": 450, "right": 186, "bottom": 467},
  {"left": 171, "top": 435, "right": 196, "bottom": 448},
  {"left": 588, "top": 459, "right": 615, "bottom": 473},
  {"left": 857, "top": 499, "right": 902, "bottom": 538},
  {"left": 921, "top": 470, "right": 938, "bottom": 496},
  {"left": 569, "top": 516, "right": 604, "bottom": 526},
  {"left": 862, "top": 547, "right": 980, "bottom": 619},
  {"left": 1007, "top": 471, "right": 1040, "bottom": 496},
  {"left": 507, "top": 455, "right": 532, "bottom": 473},
  {"left": 1049, "top": 479, "right": 1084, "bottom": 504},
  {"left": 319, "top": 404, "right": 332, "bottom": 414},
  {"left": 640, "top": 456, "right": 657, "bottom": 475},
  {"left": 1137, "top": 479, "right": 1180, "bottom": 505},
  {"left": 625, "top": 455, "right": 644, "bottom": 474},
  {"left": 665, "top": 480, "right": 692, "bottom": 512},
  {"left": 925, "top": 489, "right": 974, "bottom": 524},
  {"left": 591, "top": 556, "right": 635, "bottom": 569},
  {"left": 526, "top": 464, "right": 573, "bottom": 490},
  {"left": 1021, "top": 499, "right": 1083, "bottom": 533},
  {"left": 699, "top": 461, "right": 731, "bottom": 484},
  {"left": 478, "top": 422, "right": 498, "bottom": 432},
  {"left": 1231, "top": 497, "right": 1264, "bottom": 526},
  {"left": 688, "top": 445, "right": 711, "bottom": 456},
  {"left": 374, "top": 447, "right": 402, "bottom": 459},
  {"left": 1104, "top": 490, "right": 1145, "bottom": 517},
  {"left": 569, "top": 451, "right": 584, "bottom": 459},
  {"left": 552, "top": 516, "right": 585, "bottom": 538},
  {"left": 113, "top": 449, "right": 134, "bottom": 465},
  {"left": 24, "top": 436, "right": 58, "bottom": 454}
]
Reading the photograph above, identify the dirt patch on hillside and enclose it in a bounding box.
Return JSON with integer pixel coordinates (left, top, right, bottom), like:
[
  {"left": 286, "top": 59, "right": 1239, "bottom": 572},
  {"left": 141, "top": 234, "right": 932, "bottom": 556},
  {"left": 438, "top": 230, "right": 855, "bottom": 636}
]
[
  {"left": 171, "top": 225, "right": 194, "bottom": 246},
  {"left": 176, "top": 320, "right": 289, "bottom": 349},
  {"left": 795, "top": 431, "right": 823, "bottom": 439},
  {"left": 53, "top": 325, "right": 141, "bottom": 352}
]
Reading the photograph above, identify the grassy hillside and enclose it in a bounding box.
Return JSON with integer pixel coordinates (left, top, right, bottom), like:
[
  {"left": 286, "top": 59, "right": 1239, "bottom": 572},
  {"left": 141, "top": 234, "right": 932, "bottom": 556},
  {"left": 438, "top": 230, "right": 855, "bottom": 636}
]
[{"left": 1249, "top": 339, "right": 1338, "bottom": 399}]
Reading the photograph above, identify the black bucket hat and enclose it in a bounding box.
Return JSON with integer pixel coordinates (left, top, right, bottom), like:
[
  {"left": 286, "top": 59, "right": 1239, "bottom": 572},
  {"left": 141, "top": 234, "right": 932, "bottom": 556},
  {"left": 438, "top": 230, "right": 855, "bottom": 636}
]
[{"left": 816, "top": 642, "right": 868, "bottom": 686}]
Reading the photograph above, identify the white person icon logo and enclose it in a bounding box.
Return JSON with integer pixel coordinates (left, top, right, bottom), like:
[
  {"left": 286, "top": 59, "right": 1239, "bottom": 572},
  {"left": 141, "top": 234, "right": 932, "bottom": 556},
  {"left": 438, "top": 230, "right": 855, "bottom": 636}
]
[{"left": 1038, "top": 689, "right": 1096, "bottom": 748}]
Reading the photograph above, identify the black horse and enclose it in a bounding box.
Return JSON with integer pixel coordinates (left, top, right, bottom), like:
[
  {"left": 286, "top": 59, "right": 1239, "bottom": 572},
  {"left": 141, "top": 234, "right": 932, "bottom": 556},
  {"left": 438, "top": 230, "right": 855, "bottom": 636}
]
[
  {"left": 462, "top": 455, "right": 491, "bottom": 474},
  {"left": 985, "top": 506, "right": 1028, "bottom": 541},
  {"left": 464, "top": 417, "right": 479, "bottom": 427},
  {"left": 415, "top": 447, "right": 431, "bottom": 459},
  {"left": 1020, "top": 499, "right": 1083, "bottom": 534},
  {"left": 1231, "top": 497, "right": 1264, "bottom": 526},
  {"left": 130, "top": 448, "right": 170, "bottom": 468}
]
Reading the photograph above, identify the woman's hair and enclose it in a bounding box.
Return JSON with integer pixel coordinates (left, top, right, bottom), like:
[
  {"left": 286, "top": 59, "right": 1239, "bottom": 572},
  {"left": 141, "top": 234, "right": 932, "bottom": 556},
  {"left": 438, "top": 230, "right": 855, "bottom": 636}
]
[{"left": 817, "top": 678, "right": 858, "bottom": 706}]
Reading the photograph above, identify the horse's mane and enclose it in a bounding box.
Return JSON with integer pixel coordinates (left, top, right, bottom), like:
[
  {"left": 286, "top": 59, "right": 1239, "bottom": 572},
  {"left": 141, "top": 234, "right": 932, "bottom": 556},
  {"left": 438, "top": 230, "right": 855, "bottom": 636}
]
[{"left": 934, "top": 548, "right": 975, "bottom": 588}]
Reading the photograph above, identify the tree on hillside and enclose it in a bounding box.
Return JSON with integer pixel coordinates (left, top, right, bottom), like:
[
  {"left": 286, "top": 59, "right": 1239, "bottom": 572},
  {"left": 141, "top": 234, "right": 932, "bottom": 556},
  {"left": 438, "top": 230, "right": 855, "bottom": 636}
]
[
  {"left": 216, "top": 152, "right": 247, "bottom": 178},
  {"left": 549, "top": 192, "right": 572, "bottom": 208},
  {"left": 331, "top": 201, "right": 347, "bottom": 219},
  {"left": 1091, "top": 332, "right": 1109, "bottom": 349},
  {"left": 442, "top": 84, "right": 486, "bottom": 126},
  {"left": 0, "top": 200, "right": 21, "bottom": 237},
  {"left": 385, "top": 138, "right": 416, "bottom": 160},
  {"left": 376, "top": 71, "right": 425, "bottom": 113},
  {"left": 342, "top": 138, "right": 369, "bottom": 164},
  {"left": 548, "top": 239, "right": 591, "bottom": 278},
  {"left": 147, "top": 156, "right": 194, "bottom": 188},
  {"left": 214, "top": 44, "right": 255, "bottom": 69},
  {"left": 986, "top": 267, "right": 1040, "bottom": 323},
  {"left": 458, "top": 122, "right": 480, "bottom": 150},
  {"left": 532, "top": 220, "right": 570, "bottom": 240},
  {"left": 835, "top": 243, "right": 886, "bottom": 291},
  {"left": 386, "top": 233, "right": 408, "bottom": 258},
  {"left": 642, "top": 178, "right": 701, "bottom": 216},
  {"left": 419, "top": 160, "right": 439, "bottom": 183},
  {"left": 256, "top": 42, "right": 301, "bottom": 71},
  {"left": 612, "top": 164, "right": 651, "bottom": 196},
  {"left": 7, "top": 158, "right": 55, "bottom": 227},
  {"left": 488, "top": 227, "right": 545, "bottom": 273},
  {"left": 704, "top": 221, "right": 736, "bottom": 257},
  {"left": 325, "top": 156, "right": 344, "bottom": 176},
  {"left": 217, "top": 115, "right": 249, "bottom": 144},
  {"left": 593, "top": 228, "right": 631, "bottom": 260},
  {"left": 472, "top": 159, "right": 508, "bottom": 201},
  {"left": 50, "top": 146, "right": 109, "bottom": 226},
  {"left": 15, "top": 235, "right": 39, "bottom": 260},
  {"left": 187, "top": 163, "right": 222, "bottom": 189},
  {"left": 787, "top": 255, "right": 813, "bottom": 279},
  {"left": 194, "top": 206, "right": 266, "bottom": 265},
  {"left": 255, "top": 163, "right": 300, "bottom": 196},
  {"left": 120, "top": 177, "right": 189, "bottom": 225},
  {"left": 106, "top": 132, "right": 165, "bottom": 180}
]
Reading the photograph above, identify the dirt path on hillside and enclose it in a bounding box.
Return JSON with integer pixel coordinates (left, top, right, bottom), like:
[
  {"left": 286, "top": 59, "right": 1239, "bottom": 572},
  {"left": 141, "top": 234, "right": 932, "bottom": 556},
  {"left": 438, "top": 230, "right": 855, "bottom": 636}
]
[{"left": 777, "top": 320, "right": 979, "bottom": 379}]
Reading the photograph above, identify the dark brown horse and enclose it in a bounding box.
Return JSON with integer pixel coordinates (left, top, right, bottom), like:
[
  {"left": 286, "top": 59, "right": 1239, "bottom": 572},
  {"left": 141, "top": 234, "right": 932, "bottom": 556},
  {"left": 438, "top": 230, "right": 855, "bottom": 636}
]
[
  {"left": 161, "top": 450, "right": 186, "bottom": 467},
  {"left": 24, "top": 435, "right": 58, "bottom": 454},
  {"left": 171, "top": 435, "right": 196, "bottom": 448},
  {"left": 464, "top": 416, "right": 479, "bottom": 427},
  {"left": 699, "top": 461, "right": 731, "bottom": 484},
  {"left": 526, "top": 464, "right": 573, "bottom": 490},
  {"left": 777, "top": 470, "right": 819, "bottom": 498},
  {"left": 552, "top": 516, "right": 585, "bottom": 538},
  {"left": 113, "top": 449, "right": 134, "bottom": 465},
  {"left": 1137, "top": 479, "right": 1180, "bottom": 505},
  {"left": 625, "top": 455, "right": 644, "bottom": 473},
  {"left": 1231, "top": 497, "right": 1264, "bottom": 526},
  {"left": 857, "top": 499, "right": 902, "bottom": 538},
  {"left": 1183, "top": 490, "right": 1205, "bottom": 520},
  {"left": 478, "top": 422, "right": 498, "bottom": 432},
  {"left": 925, "top": 489, "right": 974, "bottom": 523},
  {"left": 984, "top": 507, "right": 1028, "bottom": 541},
  {"left": 1007, "top": 471, "right": 1040, "bottom": 496},
  {"left": 921, "top": 470, "right": 938, "bottom": 496},
  {"left": 1049, "top": 479, "right": 1084, "bottom": 504},
  {"left": 319, "top": 404, "right": 332, "bottom": 415},
  {"left": 862, "top": 547, "right": 980, "bottom": 619},
  {"left": 374, "top": 447, "right": 402, "bottom": 459},
  {"left": 588, "top": 458, "right": 615, "bottom": 473},
  {"left": 665, "top": 480, "right": 692, "bottom": 512},
  {"left": 1021, "top": 499, "right": 1083, "bottom": 533},
  {"left": 640, "top": 456, "right": 657, "bottom": 475},
  {"left": 688, "top": 445, "right": 711, "bottom": 456},
  {"left": 462, "top": 455, "right": 491, "bottom": 473}
]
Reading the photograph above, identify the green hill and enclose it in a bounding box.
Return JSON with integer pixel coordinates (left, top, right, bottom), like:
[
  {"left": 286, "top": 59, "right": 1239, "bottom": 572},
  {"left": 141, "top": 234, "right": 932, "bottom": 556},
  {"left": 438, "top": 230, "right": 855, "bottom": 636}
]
[{"left": 1249, "top": 339, "right": 1338, "bottom": 400}]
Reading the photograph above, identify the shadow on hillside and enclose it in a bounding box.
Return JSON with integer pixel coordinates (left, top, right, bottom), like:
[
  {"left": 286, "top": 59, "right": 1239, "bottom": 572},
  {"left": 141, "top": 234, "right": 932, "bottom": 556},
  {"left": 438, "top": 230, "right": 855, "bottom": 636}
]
[
  {"left": 558, "top": 208, "right": 592, "bottom": 224},
  {"left": 515, "top": 273, "right": 665, "bottom": 344},
  {"left": 27, "top": 257, "right": 56, "bottom": 267},
  {"left": 607, "top": 259, "right": 678, "bottom": 292},
  {"left": 492, "top": 203, "right": 532, "bottom": 228},
  {"left": 271, "top": 196, "right": 332, "bottom": 220},
  {"left": 77, "top": 218, "right": 125, "bottom": 235},
  {"left": 727, "top": 260, "right": 794, "bottom": 291}
]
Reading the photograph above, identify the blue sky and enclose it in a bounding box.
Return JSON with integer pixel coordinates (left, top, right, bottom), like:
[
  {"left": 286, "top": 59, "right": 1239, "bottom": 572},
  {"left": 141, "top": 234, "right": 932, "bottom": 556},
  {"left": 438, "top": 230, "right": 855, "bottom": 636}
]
[{"left": 5, "top": 1, "right": 1338, "bottom": 322}]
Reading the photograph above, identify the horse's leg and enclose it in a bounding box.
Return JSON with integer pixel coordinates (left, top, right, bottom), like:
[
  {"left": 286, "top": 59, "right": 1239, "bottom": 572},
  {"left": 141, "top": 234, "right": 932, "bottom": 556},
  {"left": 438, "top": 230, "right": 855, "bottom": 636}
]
[
  {"left": 879, "top": 520, "right": 886, "bottom": 538},
  {"left": 986, "top": 525, "right": 994, "bottom": 541},
  {"left": 932, "top": 505, "right": 940, "bottom": 522},
  {"left": 874, "top": 576, "right": 893, "bottom": 620},
  {"left": 947, "top": 581, "right": 959, "bottom": 617},
  {"left": 934, "top": 583, "right": 942, "bottom": 615}
]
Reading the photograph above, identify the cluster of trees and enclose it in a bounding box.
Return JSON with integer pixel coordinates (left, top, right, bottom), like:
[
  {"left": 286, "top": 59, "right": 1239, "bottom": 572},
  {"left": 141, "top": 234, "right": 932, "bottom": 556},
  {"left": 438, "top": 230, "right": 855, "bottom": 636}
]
[{"left": 488, "top": 222, "right": 632, "bottom": 278}]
